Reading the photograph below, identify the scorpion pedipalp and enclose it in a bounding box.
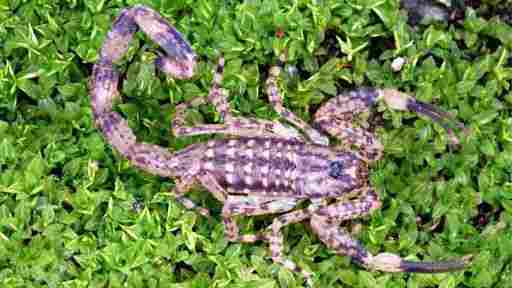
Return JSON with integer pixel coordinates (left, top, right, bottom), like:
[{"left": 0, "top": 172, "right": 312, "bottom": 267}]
[
  {"left": 380, "top": 88, "right": 467, "bottom": 145},
  {"left": 367, "top": 252, "right": 472, "bottom": 273}
]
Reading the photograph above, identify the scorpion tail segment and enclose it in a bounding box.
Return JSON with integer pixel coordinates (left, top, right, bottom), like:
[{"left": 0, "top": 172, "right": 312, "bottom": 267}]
[
  {"left": 94, "top": 110, "right": 180, "bottom": 178},
  {"left": 99, "top": 8, "right": 138, "bottom": 63},
  {"left": 131, "top": 5, "right": 197, "bottom": 78},
  {"left": 90, "top": 63, "right": 120, "bottom": 117},
  {"left": 379, "top": 89, "right": 466, "bottom": 145},
  {"left": 94, "top": 111, "right": 136, "bottom": 157},
  {"left": 90, "top": 64, "right": 181, "bottom": 178},
  {"left": 98, "top": 5, "right": 197, "bottom": 78},
  {"left": 154, "top": 54, "right": 196, "bottom": 79},
  {"left": 367, "top": 253, "right": 471, "bottom": 273}
]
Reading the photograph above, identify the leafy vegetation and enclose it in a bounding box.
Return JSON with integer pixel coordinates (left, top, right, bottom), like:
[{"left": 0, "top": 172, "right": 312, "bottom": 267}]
[{"left": 1, "top": 0, "right": 512, "bottom": 287}]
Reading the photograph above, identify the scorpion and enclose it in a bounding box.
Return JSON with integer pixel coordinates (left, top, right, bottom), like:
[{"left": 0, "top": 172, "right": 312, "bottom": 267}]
[{"left": 90, "top": 5, "right": 470, "bottom": 285}]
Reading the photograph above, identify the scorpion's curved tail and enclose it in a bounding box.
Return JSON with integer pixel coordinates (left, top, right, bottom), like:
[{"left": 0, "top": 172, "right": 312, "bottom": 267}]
[{"left": 89, "top": 5, "right": 199, "bottom": 178}]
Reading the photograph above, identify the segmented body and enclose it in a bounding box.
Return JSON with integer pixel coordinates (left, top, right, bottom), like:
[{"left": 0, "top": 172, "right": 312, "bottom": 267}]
[
  {"left": 201, "top": 138, "right": 366, "bottom": 197},
  {"left": 90, "top": 5, "right": 470, "bottom": 286}
]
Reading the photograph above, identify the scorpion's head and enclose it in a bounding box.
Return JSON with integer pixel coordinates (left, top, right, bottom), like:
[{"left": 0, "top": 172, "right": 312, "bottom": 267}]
[{"left": 302, "top": 151, "right": 368, "bottom": 198}]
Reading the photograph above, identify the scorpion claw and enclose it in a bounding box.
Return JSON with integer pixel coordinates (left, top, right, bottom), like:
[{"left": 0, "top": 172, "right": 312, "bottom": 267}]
[
  {"left": 380, "top": 89, "right": 466, "bottom": 145},
  {"left": 367, "top": 253, "right": 471, "bottom": 273}
]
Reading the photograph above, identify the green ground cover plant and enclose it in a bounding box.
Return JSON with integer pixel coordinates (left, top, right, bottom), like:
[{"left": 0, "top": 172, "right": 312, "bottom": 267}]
[{"left": 1, "top": 0, "right": 512, "bottom": 287}]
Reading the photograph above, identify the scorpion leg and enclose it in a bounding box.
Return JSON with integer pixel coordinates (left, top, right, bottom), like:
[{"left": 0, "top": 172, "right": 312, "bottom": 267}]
[
  {"left": 313, "top": 188, "right": 381, "bottom": 221},
  {"left": 166, "top": 172, "right": 229, "bottom": 220},
  {"left": 171, "top": 58, "right": 304, "bottom": 140},
  {"left": 266, "top": 64, "right": 329, "bottom": 146},
  {"left": 266, "top": 190, "right": 378, "bottom": 286},
  {"left": 222, "top": 196, "right": 300, "bottom": 243},
  {"left": 170, "top": 176, "right": 211, "bottom": 218},
  {"left": 268, "top": 208, "right": 315, "bottom": 286},
  {"left": 173, "top": 103, "right": 303, "bottom": 140},
  {"left": 314, "top": 88, "right": 466, "bottom": 162},
  {"left": 197, "top": 173, "right": 227, "bottom": 202},
  {"left": 308, "top": 189, "right": 469, "bottom": 273},
  {"left": 169, "top": 172, "right": 229, "bottom": 219}
]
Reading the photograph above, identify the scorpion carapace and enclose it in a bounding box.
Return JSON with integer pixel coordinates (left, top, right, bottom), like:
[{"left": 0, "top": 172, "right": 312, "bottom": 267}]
[{"left": 90, "top": 5, "right": 470, "bottom": 286}]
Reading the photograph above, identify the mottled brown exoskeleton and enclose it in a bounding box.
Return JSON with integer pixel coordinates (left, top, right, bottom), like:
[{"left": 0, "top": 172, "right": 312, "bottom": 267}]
[{"left": 90, "top": 5, "right": 470, "bottom": 286}]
